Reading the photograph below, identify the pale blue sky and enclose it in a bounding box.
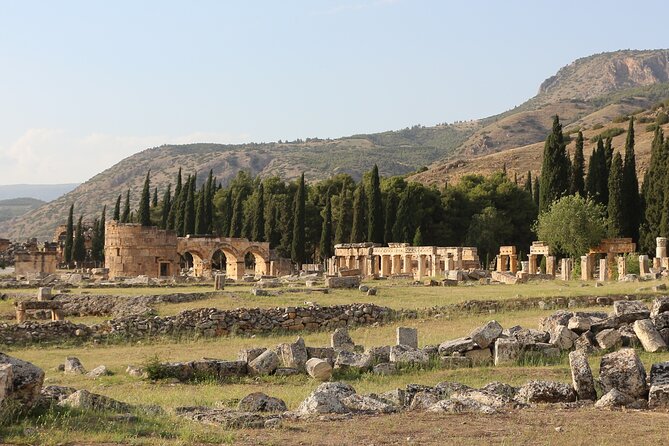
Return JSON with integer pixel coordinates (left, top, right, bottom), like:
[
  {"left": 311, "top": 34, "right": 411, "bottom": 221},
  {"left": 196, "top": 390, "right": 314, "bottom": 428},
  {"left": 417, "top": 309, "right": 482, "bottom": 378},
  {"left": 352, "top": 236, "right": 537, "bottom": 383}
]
[{"left": 0, "top": 0, "right": 667, "bottom": 184}]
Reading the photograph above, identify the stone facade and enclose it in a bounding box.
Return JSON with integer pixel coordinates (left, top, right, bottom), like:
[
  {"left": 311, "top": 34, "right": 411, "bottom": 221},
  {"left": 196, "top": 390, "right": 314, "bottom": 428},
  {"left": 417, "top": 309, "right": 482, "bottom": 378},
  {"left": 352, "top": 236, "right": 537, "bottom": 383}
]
[
  {"left": 328, "top": 242, "right": 480, "bottom": 280},
  {"left": 580, "top": 238, "right": 636, "bottom": 281},
  {"left": 14, "top": 251, "right": 57, "bottom": 278}
]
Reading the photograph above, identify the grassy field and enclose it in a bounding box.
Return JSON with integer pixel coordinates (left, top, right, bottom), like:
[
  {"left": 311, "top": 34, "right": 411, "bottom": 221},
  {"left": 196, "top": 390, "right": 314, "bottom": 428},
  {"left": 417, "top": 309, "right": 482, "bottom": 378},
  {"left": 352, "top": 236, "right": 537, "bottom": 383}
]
[{"left": 2, "top": 280, "right": 669, "bottom": 444}]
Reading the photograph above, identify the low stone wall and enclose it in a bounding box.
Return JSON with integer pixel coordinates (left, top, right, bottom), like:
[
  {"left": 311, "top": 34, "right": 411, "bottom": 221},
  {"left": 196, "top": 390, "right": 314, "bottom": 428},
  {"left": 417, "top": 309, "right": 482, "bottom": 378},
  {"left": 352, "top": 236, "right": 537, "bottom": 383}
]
[{"left": 0, "top": 303, "right": 395, "bottom": 346}]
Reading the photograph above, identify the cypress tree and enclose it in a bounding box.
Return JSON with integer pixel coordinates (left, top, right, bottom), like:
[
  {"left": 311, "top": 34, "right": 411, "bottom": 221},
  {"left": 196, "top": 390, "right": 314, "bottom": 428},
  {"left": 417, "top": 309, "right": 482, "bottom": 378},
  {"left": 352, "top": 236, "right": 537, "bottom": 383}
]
[
  {"left": 113, "top": 194, "right": 121, "bottom": 221},
  {"left": 585, "top": 138, "right": 609, "bottom": 206},
  {"left": 64, "top": 204, "right": 74, "bottom": 264},
  {"left": 160, "top": 185, "right": 171, "bottom": 229},
  {"left": 641, "top": 128, "right": 666, "bottom": 252},
  {"left": 194, "top": 186, "right": 206, "bottom": 235},
  {"left": 524, "top": 171, "right": 533, "bottom": 195},
  {"left": 604, "top": 137, "right": 614, "bottom": 171},
  {"left": 334, "top": 180, "right": 351, "bottom": 245},
  {"left": 319, "top": 187, "right": 333, "bottom": 261},
  {"left": 393, "top": 190, "right": 411, "bottom": 243},
  {"left": 539, "top": 116, "right": 571, "bottom": 211},
  {"left": 205, "top": 170, "right": 214, "bottom": 233},
  {"left": 660, "top": 138, "right": 669, "bottom": 237},
  {"left": 350, "top": 183, "right": 367, "bottom": 243},
  {"left": 73, "top": 216, "right": 86, "bottom": 264},
  {"left": 175, "top": 175, "right": 190, "bottom": 236},
  {"left": 97, "top": 206, "right": 106, "bottom": 262},
  {"left": 168, "top": 169, "right": 183, "bottom": 231},
  {"left": 384, "top": 189, "right": 398, "bottom": 244},
  {"left": 139, "top": 171, "right": 152, "bottom": 226},
  {"left": 91, "top": 206, "right": 106, "bottom": 263},
  {"left": 367, "top": 165, "right": 384, "bottom": 243},
  {"left": 621, "top": 118, "right": 640, "bottom": 241},
  {"left": 570, "top": 131, "right": 585, "bottom": 196},
  {"left": 229, "top": 191, "right": 243, "bottom": 237},
  {"left": 152, "top": 187, "right": 158, "bottom": 208},
  {"left": 121, "top": 190, "right": 130, "bottom": 223},
  {"left": 183, "top": 176, "right": 196, "bottom": 235},
  {"left": 413, "top": 226, "right": 423, "bottom": 246},
  {"left": 265, "top": 200, "right": 277, "bottom": 246},
  {"left": 291, "top": 173, "right": 306, "bottom": 265},
  {"left": 532, "top": 176, "right": 540, "bottom": 207},
  {"left": 221, "top": 188, "right": 233, "bottom": 237},
  {"left": 607, "top": 152, "right": 624, "bottom": 237},
  {"left": 252, "top": 183, "right": 265, "bottom": 242}
]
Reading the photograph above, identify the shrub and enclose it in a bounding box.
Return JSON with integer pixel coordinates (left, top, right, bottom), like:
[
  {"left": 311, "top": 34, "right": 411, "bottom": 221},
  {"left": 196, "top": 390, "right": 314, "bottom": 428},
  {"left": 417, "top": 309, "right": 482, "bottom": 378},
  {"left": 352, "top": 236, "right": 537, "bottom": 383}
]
[
  {"left": 646, "top": 123, "right": 658, "bottom": 133},
  {"left": 637, "top": 115, "right": 653, "bottom": 124},
  {"left": 592, "top": 123, "right": 604, "bottom": 130},
  {"left": 589, "top": 127, "right": 625, "bottom": 142},
  {"left": 656, "top": 111, "right": 669, "bottom": 125},
  {"left": 612, "top": 115, "right": 630, "bottom": 123}
]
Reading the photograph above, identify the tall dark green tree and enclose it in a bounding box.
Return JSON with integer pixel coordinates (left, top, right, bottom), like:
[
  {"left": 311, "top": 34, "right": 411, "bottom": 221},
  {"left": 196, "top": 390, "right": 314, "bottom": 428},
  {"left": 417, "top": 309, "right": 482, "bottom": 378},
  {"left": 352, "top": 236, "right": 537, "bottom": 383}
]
[
  {"left": 73, "top": 216, "right": 86, "bottom": 264},
  {"left": 152, "top": 187, "right": 158, "bottom": 208},
  {"left": 350, "top": 183, "right": 367, "bottom": 242},
  {"left": 607, "top": 152, "right": 625, "bottom": 237},
  {"left": 621, "top": 118, "right": 640, "bottom": 241},
  {"left": 640, "top": 128, "right": 666, "bottom": 252},
  {"left": 291, "top": 173, "right": 306, "bottom": 265},
  {"left": 367, "top": 165, "right": 384, "bottom": 243},
  {"left": 570, "top": 131, "right": 585, "bottom": 196},
  {"left": 413, "top": 226, "right": 423, "bottom": 246},
  {"left": 64, "top": 204, "right": 74, "bottom": 264},
  {"left": 532, "top": 176, "right": 540, "bottom": 207},
  {"left": 252, "top": 183, "right": 265, "bottom": 242},
  {"left": 384, "top": 189, "right": 398, "bottom": 244},
  {"left": 205, "top": 170, "right": 214, "bottom": 233},
  {"left": 160, "top": 185, "right": 172, "bottom": 229},
  {"left": 221, "top": 188, "right": 233, "bottom": 237},
  {"left": 319, "top": 187, "right": 333, "bottom": 261},
  {"left": 539, "top": 116, "right": 572, "bottom": 211},
  {"left": 585, "top": 138, "right": 609, "bottom": 206},
  {"left": 91, "top": 206, "right": 106, "bottom": 263},
  {"left": 139, "top": 171, "right": 152, "bottom": 226},
  {"left": 121, "top": 190, "right": 131, "bottom": 223},
  {"left": 229, "top": 191, "right": 244, "bottom": 237},
  {"left": 113, "top": 194, "right": 121, "bottom": 221},
  {"left": 194, "top": 185, "right": 206, "bottom": 235},
  {"left": 183, "top": 175, "right": 196, "bottom": 235},
  {"left": 393, "top": 189, "right": 411, "bottom": 243},
  {"left": 334, "top": 181, "right": 351, "bottom": 245},
  {"left": 524, "top": 171, "right": 533, "bottom": 195}
]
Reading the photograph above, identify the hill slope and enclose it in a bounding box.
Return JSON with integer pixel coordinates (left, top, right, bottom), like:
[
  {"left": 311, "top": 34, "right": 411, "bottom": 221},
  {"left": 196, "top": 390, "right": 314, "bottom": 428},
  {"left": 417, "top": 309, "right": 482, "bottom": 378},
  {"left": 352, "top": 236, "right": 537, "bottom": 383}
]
[
  {"left": 3, "top": 49, "right": 669, "bottom": 240},
  {"left": 0, "top": 197, "right": 46, "bottom": 224}
]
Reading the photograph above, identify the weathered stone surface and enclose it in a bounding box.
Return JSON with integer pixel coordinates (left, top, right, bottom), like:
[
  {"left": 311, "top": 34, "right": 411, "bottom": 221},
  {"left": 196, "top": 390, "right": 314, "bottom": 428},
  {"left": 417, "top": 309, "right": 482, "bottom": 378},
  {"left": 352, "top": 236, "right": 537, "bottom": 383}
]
[
  {"left": 648, "top": 361, "right": 669, "bottom": 409},
  {"left": 296, "top": 382, "right": 356, "bottom": 415},
  {"left": 438, "top": 337, "right": 475, "bottom": 356},
  {"left": 464, "top": 348, "right": 492, "bottom": 365},
  {"left": 613, "top": 301, "right": 650, "bottom": 323},
  {"left": 0, "top": 353, "right": 45, "bottom": 407},
  {"left": 306, "top": 347, "right": 336, "bottom": 366},
  {"left": 494, "top": 338, "right": 521, "bottom": 366},
  {"left": 439, "top": 356, "right": 472, "bottom": 369},
  {"left": 325, "top": 276, "right": 361, "bottom": 289},
  {"left": 409, "top": 391, "right": 441, "bottom": 411},
  {"left": 522, "top": 342, "right": 560, "bottom": 358},
  {"left": 469, "top": 320, "right": 503, "bottom": 349},
  {"left": 126, "top": 365, "right": 144, "bottom": 378},
  {"left": 594, "top": 388, "right": 634, "bottom": 409},
  {"left": 389, "top": 345, "right": 429, "bottom": 365},
  {"left": 366, "top": 346, "right": 390, "bottom": 364},
  {"left": 510, "top": 328, "right": 550, "bottom": 344},
  {"left": 334, "top": 350, "right": 373, "bottom": 371},
  {"left": 450, "top": 389, "right": 510, "bottom": 408},
  {"left": 652, "top": 312, "right": 669, "bottom": 331},
  {"left": 59, "top": 389, "right": 131, "bottom": 413},
  {"left": 38, "top": 385, "right": 76, "bottom": 406},
  {"left": 305, "top": 358, "right": 332, "bottom": 381},
  {"left": 342, "top": 393, "right": 397, "bottom": 414},
  {"left": 217, "top": 360, "right": 248, "bottom": 378},
  {"left": 274, "top": 367, "right": 300, "bottom": 376},
  {"left": 618, "top": 324, "right": 640, "bottom": 347},
  {"left": 539, "top": 310, "right": 573, "bottom": 332},
  {"left": 574, "top": 331, "right": 598, "bottom": 354},
  {"left": 248, "top": 349, "right": 280, "bottom": 376},
  {"left": 404, "top": 384, "right": 435, "bottom": 406},
  {"left": 379, "top": 388, "right": 406, "bottom": 408},
  {"left": 595, "top": 328, "right": 622, "bottom": 350},
  {"left": 238, "top": 348, "right": 267, "bottom": 363},
  {"left": 434, "top": 381, "right": 472, "bottom": 398},
  {"left": 651, "top": 297, "right": 669, "bottom": 317},
  {"left": 175, "top": 407, "right": 273, "bottom": 429},
  {"left": 599, "top": 348, "right": 648, "bottom": 399},
  {"left": 372, "top": 362, "right": 397, "bottom": 375},
  {"left": 514, "top": 381, "right": 576, "bottom": 404},
  {"left": 64, "top": 357, "right": 86, "bottom": 375},
  {"left": 0, "top": 364, "right": 13, "bottom": 404},
  {"left": 633, "top": 319, "right": 667, "bottom": 352},
  {"left": 568, "top": 350, "right": 596, "bottom": 401},
  {"left": 427, "top": 397, "right": 498, "bottom": 414},
  {"left": 396, "top": 327, "right": 418, "bottom": 349},
  {"left": 480, "top": 382, "right": 518, "bottom": 400},
  {"left": 237, "top": 392, "right": 287, "bottom": 412},
  {"left": 549, "top": 326, "right": 578, "bottom": 350},
  {"left": 589, "top": 316, "right": 620, "bottom": 334},
  {"left": 277, "top": 337, "right": 309, "bottom": 371},
  {"left": 87, "top": 365, "right": 111, "bottom": 378},
  {"left": 331, "top": 327, "right": 354, "bottom": 351},
  {"left": 567, "top": 316, "right": 592, "bottom": 333}
]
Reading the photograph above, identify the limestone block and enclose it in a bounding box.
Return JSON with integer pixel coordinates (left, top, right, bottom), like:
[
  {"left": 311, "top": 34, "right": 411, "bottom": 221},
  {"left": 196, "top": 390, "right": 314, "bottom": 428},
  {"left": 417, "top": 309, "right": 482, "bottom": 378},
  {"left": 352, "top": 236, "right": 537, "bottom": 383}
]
[
  {"left": 567, "top": 316, "right": 592, "bottom": 334},
  {"left": 569, "top": 350, "right": 596, "bottom": 401},
  {"left": 464, "top": 348, "right": 492, "bottom": 366},
  {"left": 549, "top": 325, "right": 578, "bottom": 350},
  {"left": 595, "top": 329, "right": 622, "bottom": 350},
  {"left": 595, "top": 388, "right": 634, "bottom": 409},
  {"left": 469, "top": 320, "right": 503, "bottom": 349},
  {"left": 58, "top": 389, "right": 131, "bottom": 413},
  {"left": 86, "top": 365, "right": 111, "bottom": 379},
  {"left": 238, "top": 348, "right": 267, "bottom": 364},
  {"left": 649, "top": 361, "right": 669, "bottom": 409},
  {"left": 613, "top": 300, "right": 650, "bottom": 323},
  {"left": 633, "top": 319, "right": 667, "bottom": 352},
  {"left": 372, "top": 362, "right": 398, "bottom": 376},
  {"left": 248, "top": 350, "right": 280, "bottom": 376},
  {"left": 599, "top": 348, "right": 648, "bottom": 399},
  {"left": 438, "top": 337, "right": 475, "bottom": 356},
  {"left": 389, "top": 345, "right": 429, "bottom": 365},
  {"left": 439, "top": 356, "right": 472, "bottom": 369},
  {"left": 277, "top": 336, "right": 309, "bottom": 371},
  {"left": 651, "top": 297, "right": 669, "bottom": 317},
  {"left": 0, "top": 364, "right": 13, "bottom": 404},
  {"left": 306, "top": 347, "right": 336, "bottom": 366},
  {"left": 331, "top": 327, "right": 354, "bottom": 351},
  {"left": 366, "top": 346, "right": 391, "bottom": 364},
  {"left": 64, "top": 357, "right": 86, "bottom": 375},
  {"left": 494, "top": 338, "right": 521, "bottom": 366},
  {"left": 306, "top": 358, "right": 333, "bottom": 381},
  {"left": 237, "top": 392, "right": 287, "bottom": 412},
  {"left": 341, "top": 393, "right": 397, "bottom": 414},
  {"left": 296, "top": 382, "right": 356, "bottom": 415},
  {"left": 514, "top": 381, "right": 576, "bottom": 404},
  {"left": 396, "top": 327, "right": 418, "bottom": 349},
  {"left": 334, "top": 350, "right": 373, "bottom": 372}
]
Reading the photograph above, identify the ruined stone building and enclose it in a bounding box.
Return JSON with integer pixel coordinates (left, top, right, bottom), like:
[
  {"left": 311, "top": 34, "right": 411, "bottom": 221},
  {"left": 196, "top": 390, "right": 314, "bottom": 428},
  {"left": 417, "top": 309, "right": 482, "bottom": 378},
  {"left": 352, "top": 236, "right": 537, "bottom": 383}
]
[
  {"left": 104, "top": 221, "right": 274, "bottom": 280},
  {"left": 327, "top": 242, "right": 480, "bottom": 280},
  {"left": 14, "top": 240, "right": 58, "bottom": 278}
]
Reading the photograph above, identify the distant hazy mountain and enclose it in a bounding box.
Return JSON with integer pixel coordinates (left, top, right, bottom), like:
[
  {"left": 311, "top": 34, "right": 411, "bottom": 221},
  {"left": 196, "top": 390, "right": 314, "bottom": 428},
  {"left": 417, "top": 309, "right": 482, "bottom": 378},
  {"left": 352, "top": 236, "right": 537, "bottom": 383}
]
[
  {"left": 0, "top": 184, "right": 79, "bottom": 201},
  {"left": 0, "top": 197, "right": 46, "bottom": 224}
]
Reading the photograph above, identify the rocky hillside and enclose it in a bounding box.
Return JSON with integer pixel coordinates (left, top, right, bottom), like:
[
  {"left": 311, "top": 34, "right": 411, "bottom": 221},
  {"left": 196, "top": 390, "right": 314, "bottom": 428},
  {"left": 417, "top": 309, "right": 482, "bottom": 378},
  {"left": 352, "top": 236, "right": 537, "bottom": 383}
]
[
  {"left": 0, "top": 198, "right": 45, "bottom": 224},
  {"left": 3, "top": 49, "right": 669, "bottom": 240}
]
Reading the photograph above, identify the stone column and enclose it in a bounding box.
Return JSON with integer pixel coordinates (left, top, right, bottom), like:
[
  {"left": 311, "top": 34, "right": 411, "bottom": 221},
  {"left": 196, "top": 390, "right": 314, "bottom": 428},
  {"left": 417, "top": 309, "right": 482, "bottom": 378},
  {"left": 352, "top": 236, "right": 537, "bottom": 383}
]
[
  {"left": 521, "top": 261, "right": 529, "bottom": 273},
  {"left": 657, "top": 237, "right": 668, "bottom": 260},
  {"left": 445, "top": 254, "right": 454, "bottom": 271},
  {"left": 617, "top": 256, "right": 627, "bottom": 280},
  {"left": 417, "top": 255, "right": 426, "bottom": 279},
  {"left": 639, "top": 255, "right": 650, "bottom": 275},
  {"left": 509, "top": 255, "right": 518, "bottom": 274},
  {"left": 560, "top": 258, "right": 571, "bottom": 281},
  {"left": 214, "top": 273, "right": 226, "bottom": 290},
  {"left": 432, "top": 255, "right": 441, "bottom": 277},
  {"left": 599, "top": 258, "right": 608, "bottom": 282},
  {"left": 455, "top": 248, "right": 463, "bottom": 270},
  {"left": 546, "top": 256, "right": 556, "bottom": 276},
  {"left": 528, "top": 254, "right": 537, "bottom": 275},
  {"left": 581, "top": 255, "right": 593, "bottom": 281},
  {"left": 403, "top": 255, "right": 412, "bottom": 274},
  {"left": 606, "top": 253, "right": 615, "bottom": 280}
]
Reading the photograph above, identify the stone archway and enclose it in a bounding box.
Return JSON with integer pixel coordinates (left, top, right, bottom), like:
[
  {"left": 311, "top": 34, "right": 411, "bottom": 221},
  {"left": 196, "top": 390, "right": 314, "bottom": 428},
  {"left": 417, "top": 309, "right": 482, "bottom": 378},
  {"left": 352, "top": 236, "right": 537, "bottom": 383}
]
[
  {"left": 179, "top": 249, "right": 207, "bottom": 277},
  {"left": 242, "top": 245, "right": 270, "bottom": 277}
]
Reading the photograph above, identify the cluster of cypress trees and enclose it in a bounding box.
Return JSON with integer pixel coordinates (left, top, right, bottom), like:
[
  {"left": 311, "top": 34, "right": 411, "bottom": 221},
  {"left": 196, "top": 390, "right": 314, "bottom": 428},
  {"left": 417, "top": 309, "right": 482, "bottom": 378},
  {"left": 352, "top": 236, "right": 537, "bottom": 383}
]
[
  {"left": 61, "top": 204, "right": 105, "bottom": 266},
  {"left": 539, "top": 116, "right": 641, "bottom": 242},
  {"left": 640, "top": 127, "right": 669, "bottom": 252}
]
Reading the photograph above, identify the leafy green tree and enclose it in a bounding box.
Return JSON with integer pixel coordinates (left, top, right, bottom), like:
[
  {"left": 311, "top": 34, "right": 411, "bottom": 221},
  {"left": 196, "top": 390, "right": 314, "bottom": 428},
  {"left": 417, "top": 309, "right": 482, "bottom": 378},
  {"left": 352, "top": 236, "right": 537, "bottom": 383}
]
[
  {"left": 291, "top": 173, "right": 306, "bottom": 265},
  {"left": 535, "top": 195, "right": 607, "bottom": 259},
  {"left": 640, "top": 128, "right": 666, "bottom": 252},
  {"left": 585, "top": 138, "right": 609, "bottom": 206},
  {"left": 539, "top": 116, "right": 572, "bottom": 211},
  {"left": 73, "top": 216, "right": 87, "bottom": 264},
  {"left": 121, "top": 190, "right": 131, "bottom": 223},
  {"left": 367, "top": 165, "right": 384, "bottom": 243},
  {"left": 252, "top": 183, "right": 265, "bottom": 242},
  {"left": 113, "top": 194, "right": 121, "bottom": 221},
  {"left": 607, "top": 152, "right": 624, "bottom": 237},
  {"left": 64, "top": 204, "right": 74, "bottom": 264},
  {"left": 350, "top": 183, "right": 367, "bottom": 243},
  {"left": 412, "top": 226, "right": 423, "bottom": 246},
  {"left": 319, "top": 187, "right": 333, "bottom": 260},
  {"left": 621, "top": 118, "right": 640, "bottom": 241},
  {"left": 139, "top": 171, "right": 152, "bottom": 226},
  {"left": 465, "top": 206, "right": 511, "bottom": 266},
  {"left": 570, "top": 131, "right": 585, "bottom": 196}
]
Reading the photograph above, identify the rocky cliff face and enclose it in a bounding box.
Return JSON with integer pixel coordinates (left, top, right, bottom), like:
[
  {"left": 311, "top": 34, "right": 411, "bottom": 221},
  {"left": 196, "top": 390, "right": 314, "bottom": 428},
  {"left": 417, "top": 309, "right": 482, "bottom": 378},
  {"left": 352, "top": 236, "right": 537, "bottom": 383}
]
[{"left": 538, "top": 50, "right": 669, "bottom": 102}]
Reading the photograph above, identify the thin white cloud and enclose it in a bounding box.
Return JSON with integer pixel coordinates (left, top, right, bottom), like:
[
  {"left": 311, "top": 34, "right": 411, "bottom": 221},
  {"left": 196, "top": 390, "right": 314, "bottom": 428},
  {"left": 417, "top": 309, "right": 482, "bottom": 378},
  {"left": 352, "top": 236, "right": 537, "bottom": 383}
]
[{"left": 0, "top": 129, "right": 252, "bottom": 185}]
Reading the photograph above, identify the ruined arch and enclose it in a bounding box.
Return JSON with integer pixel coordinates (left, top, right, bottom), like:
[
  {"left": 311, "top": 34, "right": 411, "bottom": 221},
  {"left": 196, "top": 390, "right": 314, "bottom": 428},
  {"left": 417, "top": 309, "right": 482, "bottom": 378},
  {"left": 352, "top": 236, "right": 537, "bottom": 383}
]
[
  {"left": 179, "top": 249, "right": 207, "bottom": 277},
  {"left": 241, "top": 245, "right": 270, "bottom": 277}
]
